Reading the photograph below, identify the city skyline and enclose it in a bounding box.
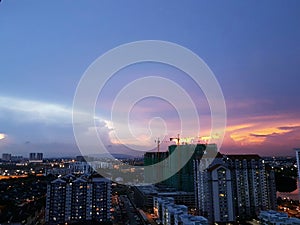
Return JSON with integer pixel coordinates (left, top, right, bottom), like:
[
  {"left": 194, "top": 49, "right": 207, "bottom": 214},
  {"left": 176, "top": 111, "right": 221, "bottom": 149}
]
[{"left": 1, "top": 1, "right": 300, "bottom": 157}]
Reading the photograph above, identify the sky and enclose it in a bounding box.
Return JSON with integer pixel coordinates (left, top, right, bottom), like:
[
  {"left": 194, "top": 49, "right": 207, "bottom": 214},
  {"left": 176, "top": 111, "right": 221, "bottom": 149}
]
[{"left": 0, "top": 0, "right": 300, "bottom": 157}]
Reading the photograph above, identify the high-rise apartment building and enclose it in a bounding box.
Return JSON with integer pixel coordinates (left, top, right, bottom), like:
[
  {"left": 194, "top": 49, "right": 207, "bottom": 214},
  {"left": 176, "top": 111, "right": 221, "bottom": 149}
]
[
  {"left": 227, "top": 155, "right": 273, "bottom": 219},
  {"left": 295, "top": 148, "right": 300, "bottom": 201},
  {"left": 144, "top": 143, "right": 211, "bottom": 191},
  {"left": 194, "top": 153, "right": 277, "bottom": 223},
  {"left": 166, "top": 144, "right": 208, "bottom": 192},
  {"left": 2, "top": 153, "right": 11, "bottom": 161},
  {"left": 29, "top": 152, "right": 43, "bottom": 162},
  {"left": 295, "top": 148, "right": 300, "bottom": 184},
  {"left": 144, "top": 151, "right": 169, "bottom": 184},
  {"left": 37, "top": 152, "right": 43, "bottom": 160},
  {"left": 45, "top": 174, "right": 111, "bottom": 224}
]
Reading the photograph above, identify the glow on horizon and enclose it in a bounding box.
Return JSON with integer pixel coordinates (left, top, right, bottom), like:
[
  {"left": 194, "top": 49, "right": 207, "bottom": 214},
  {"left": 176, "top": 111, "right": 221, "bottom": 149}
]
[{"left": 1, "top": 95, "right": 300, "bottom": 156}]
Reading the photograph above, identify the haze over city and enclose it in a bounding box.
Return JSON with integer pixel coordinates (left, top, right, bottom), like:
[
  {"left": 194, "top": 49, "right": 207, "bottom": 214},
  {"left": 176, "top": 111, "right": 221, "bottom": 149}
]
[{"left": 1, "top": 1, "right": 300, "bottom": 157}]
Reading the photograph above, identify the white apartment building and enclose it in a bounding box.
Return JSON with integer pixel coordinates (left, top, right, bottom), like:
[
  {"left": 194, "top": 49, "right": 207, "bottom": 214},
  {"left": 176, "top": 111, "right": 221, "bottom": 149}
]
[
  {"left": 154, "top": 196, "right": 208, "bottom": 225},
  {"left": 45, "top": 174, "right": 111, "bottom": 224},
  {"left": 295, "top": 148, "right": 300, "bottom": 186},
  {"left": 260, "top": 210, "right": 300, "bottom": 225},
  {"left": 194, "top": 153, "right": 277, "bottom": 223}
]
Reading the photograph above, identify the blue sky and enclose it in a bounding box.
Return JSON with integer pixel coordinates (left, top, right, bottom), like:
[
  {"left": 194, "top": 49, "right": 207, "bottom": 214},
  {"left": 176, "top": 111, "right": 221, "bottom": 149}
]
[{"left": 1, "top": 1, "right": 300, "bottom": 157}]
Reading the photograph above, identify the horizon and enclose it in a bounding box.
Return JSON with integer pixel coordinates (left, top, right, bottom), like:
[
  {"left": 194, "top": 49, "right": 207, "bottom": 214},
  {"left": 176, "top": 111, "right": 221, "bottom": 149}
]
[{"left": 1, "top": 145, "right": 299, "bottom": 159}]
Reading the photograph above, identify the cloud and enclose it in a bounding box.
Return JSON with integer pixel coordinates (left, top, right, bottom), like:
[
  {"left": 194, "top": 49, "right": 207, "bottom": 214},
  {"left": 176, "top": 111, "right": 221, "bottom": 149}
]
[
  {"left": 249, "top": 133, "right": 270, "bottom": 138},
  {"left": 277, "top": 125, "right": 300, "bottom": 131},
  {"left": 0, "top": 96, "right": 72, "bottom": 125},
  {"left": 221, "top": 113, "right": 300, "bottom": 155},
  {"left": 226, "top": 124, "right": 254, "bottom": 132},
  {"left": 0, "top": 95, "right": 112, "bottom": 130},
  {"left": 0, "top": 96, "right": 116, "bottom": 156},
  {"left": 0, "top": 95, "right": 189, "bottom": 156},
  {"left": 227, "top": 124, "right": 291, "bottom": 145},
  {"left": 0, "top": 133, "right": 5, "bottom": 140}
]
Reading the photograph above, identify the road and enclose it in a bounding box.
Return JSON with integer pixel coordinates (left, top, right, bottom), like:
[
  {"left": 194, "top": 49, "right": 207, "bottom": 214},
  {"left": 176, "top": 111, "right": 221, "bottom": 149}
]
[{"left": 119, "top": 195, "right": 144, "bottom": 225}]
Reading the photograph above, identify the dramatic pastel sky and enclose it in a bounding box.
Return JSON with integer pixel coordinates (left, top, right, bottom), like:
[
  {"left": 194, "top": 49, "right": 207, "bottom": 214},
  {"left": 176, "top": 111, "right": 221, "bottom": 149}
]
[{"left": 0, "top": 1, "right": 300, "bottom": 157}]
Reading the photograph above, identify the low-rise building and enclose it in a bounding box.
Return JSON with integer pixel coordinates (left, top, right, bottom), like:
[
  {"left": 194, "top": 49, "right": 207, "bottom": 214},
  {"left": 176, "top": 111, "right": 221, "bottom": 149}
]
[
  {"left": 259, "top": 210, "right": 300, "bottom": 225},
  {"left": 176, "top": 214, "right": 208, "bottom": 225},
  {"left": 133, "top": 185, "right": 195, "bottom": 210},
  {"left": 154, "top": 197, "right": 208, "bottom": 225}
]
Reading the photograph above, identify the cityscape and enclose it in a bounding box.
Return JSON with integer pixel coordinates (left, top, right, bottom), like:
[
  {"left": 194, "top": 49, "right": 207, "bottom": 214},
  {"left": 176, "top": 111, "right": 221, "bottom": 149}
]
[
  {"left": 1, "top": 1, "right": 300, "bottom": 225},
  {"left": 0, "top": 146, "right": 300, "bottom": 224}
]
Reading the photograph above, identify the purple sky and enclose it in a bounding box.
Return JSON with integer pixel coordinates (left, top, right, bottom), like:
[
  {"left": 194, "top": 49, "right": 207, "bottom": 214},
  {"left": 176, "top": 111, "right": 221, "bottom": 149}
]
[{"left": 0, "top": 1, "right": 300, "bottom": 157}]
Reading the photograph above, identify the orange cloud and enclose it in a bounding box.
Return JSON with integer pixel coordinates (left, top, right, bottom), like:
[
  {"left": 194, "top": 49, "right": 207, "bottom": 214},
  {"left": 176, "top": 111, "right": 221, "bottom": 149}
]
[
  {"left": 226, "top": 123, "right": 254, "bottom": 132},
  {"left": 225, "top": 114, "right": 300, "bottom": 146}
]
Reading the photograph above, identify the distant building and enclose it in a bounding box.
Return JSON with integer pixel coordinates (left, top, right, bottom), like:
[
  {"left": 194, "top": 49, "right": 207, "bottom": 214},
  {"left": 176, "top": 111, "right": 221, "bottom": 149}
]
[
  {"left": 259, "top": 210, "right": 300, "bottom": 225},
  {"left": 69, "top": 161, "right": 93, "bottom": 174},
  {"left": 44, "top": 166, "right": 72, "bottom": 176},
  {"left": 37, "top": 153, "right": 43, "bottom": 160},
  {"left": 2, "top": 153, "right": 24, "bottom": 162},
  {"left": 76, "top": 155, "right": 85, "bottom": 162},
  {"left": 29, "top": 153, "right": 35, "bottom": 160},
  {"left": 11, "top": 155, "right": 23, "bottom": 162},
  {"left": 29, "top": 152, "right": 43, "bottom": 163},
  {"left": 45, "top": 174, "right": 111, "bottom": 224},
  {"left": 194, "top": 153, "right": 277, "bottom": 223},
  {"left": 2, "top": 153, "right": 11, "bottom": 161}
]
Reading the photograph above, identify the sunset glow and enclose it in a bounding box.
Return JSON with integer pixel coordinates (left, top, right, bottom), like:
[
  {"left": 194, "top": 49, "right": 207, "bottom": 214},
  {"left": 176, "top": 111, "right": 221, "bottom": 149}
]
[{"left": 224, "top": 115, "right": 300, "bottom": 153}]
